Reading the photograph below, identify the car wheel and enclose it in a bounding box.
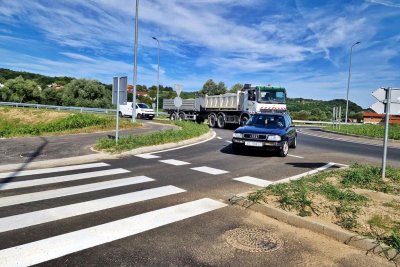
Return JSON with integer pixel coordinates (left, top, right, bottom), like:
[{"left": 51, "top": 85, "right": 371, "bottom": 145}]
[
  {"left": 289, "top": 135, "right": 297, "bottom": 149},
  {"left": 278, "top": 140, "right": 289, "bottom": 157}
]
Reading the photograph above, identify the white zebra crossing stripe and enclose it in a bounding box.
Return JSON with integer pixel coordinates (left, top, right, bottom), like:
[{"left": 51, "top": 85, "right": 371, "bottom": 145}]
[
  {"left": 190, "top": 166, "right": 229, "bottom": 175},
  {"left": 0, "top": 185, "right": 186, "bottom": 233},
  {"left": 0, "top": 198, "right": 227, "bottom": 267},
  {"left": 0, "top": 168, "right": 130, "bottom": 190},
  {"left": 159, "top": 159, "right": 191, "bottom": 166},
  {"left": 0, "top": 162, "right": 110, "bottom": 179},
  {"left": 233, "top": 176, "right": 272, "bottom": 187},
  {"left": 135, "top": 154, "right": 160, "bottom": 159},
  {"left": 0, "top": 176, "right": 154, "bottom": 208}
]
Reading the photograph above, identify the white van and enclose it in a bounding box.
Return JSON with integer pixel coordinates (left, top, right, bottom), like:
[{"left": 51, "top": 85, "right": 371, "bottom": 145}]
[{"left": 119, "top": 102, "right": 155, "bottom": 120}]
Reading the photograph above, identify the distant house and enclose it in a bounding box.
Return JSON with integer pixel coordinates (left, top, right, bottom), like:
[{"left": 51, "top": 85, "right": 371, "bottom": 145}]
[
  {"left": 47, "top": 83, "right": 64, "bottom": 90},
  {"left": 127, "top": 85, "right": 148, "bottom": 97},
  {"left": 363, "top": 112, "right": 400, "bottom": 124}
]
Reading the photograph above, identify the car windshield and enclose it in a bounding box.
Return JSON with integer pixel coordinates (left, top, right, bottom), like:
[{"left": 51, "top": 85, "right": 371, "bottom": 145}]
[
  {"left": 258, "top": 90, "right": 285, "bottom": 103},
  {"left": 246, "top": 114, "right": 286, "bottom": 129},
  {"left": 137, "top": 103, "right": 149, "bottom": 109}
]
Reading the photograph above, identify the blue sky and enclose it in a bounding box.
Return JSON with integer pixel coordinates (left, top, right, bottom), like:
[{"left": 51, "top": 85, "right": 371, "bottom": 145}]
[{"left": 0, "top": 0, "right": 399, "bottom": 108}]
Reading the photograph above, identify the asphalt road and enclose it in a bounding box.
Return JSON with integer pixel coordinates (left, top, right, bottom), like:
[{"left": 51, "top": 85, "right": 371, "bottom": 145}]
[{"left": 0, "top": 127, "right": 398, "bottom": 266}]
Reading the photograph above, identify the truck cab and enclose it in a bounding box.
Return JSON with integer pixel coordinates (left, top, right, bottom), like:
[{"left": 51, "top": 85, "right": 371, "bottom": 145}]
[{"left": 241, "top": 84, "right": 287, "bottom": 114}]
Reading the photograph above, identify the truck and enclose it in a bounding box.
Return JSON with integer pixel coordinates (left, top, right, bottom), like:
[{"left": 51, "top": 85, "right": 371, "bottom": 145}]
[
  {"left": 163, "top": 84, "right": 287, "bottom": 128},
  {"left": 119, "top": 102, "right": 155, "bottom": 120}
]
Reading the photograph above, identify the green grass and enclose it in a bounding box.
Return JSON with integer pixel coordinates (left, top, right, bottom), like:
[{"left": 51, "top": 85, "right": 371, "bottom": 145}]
[
  {"left": 95, "top": 120, "right": 209, "bottom": 153},
  {"left": 326, "top": 124, "right": 400, "bottom": 140}
]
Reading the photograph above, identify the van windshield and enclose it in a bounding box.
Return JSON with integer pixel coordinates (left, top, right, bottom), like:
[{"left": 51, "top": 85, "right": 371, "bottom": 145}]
[
  {"left": 137, "top": 103, "right": 149, "bottom": 109},
  {"left": 246, "top": 114, "right": 286, "bottom": 129}
]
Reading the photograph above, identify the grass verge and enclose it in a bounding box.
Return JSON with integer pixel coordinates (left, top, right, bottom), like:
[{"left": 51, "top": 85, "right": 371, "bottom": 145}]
[
  {"left": 0, "top": 107, "right": 140, "bottom": 137},
  {"left": 247, "top": 163, "right": 400, "bottom": 257},
  {"left": 326, "top": 124, "right": 400, "bottom": 140},
  {"left": 95, "top": 120, "right": 209, "bottom": 153}
]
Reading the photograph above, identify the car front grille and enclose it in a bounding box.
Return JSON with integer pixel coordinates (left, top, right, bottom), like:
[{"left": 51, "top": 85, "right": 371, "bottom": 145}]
[{"left": 243, "top": 133, "right": 267, "bottom": 140}]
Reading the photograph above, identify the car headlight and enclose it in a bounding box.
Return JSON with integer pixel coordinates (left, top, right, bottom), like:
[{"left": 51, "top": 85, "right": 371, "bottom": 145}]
[
  {"left": 267, "top": 135, "right": 281, "bottom": 141},
  {"left": 233, "top": 133, "right": 243, "bottom": 138}
]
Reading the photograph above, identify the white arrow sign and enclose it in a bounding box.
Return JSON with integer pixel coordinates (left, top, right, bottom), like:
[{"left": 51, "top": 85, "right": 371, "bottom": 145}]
[
  {"left": 372, "top": 88, "right": 400, "bottom": 103},
  {"left": 370, "top": 101, "right": 400, "bottom": 115}
]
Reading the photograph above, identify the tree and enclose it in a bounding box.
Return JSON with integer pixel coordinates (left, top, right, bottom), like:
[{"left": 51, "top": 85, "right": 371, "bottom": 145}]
[
  {"left": 61, "top": 79, "right": 112, "bottom": 108},
  {"left": 1, "top": 76, "right": 41, "bottom": 103},
  {"left": 200, "top": 79, "right": 217, "bottom": 95},
  {"left": 229, "top": 83, "right": 243, "bottom": 93},
  {"left": 216, "top": 81, "right": 227, "bottom": 95},
  {"left": 41, "top": 87, "right": 63, "bottom": 105}
]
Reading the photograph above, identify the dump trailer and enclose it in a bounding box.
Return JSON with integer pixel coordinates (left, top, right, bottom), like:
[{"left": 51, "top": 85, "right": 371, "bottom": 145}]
[{"left": 163, "top": 84, "right": 287, "bottom": 128}]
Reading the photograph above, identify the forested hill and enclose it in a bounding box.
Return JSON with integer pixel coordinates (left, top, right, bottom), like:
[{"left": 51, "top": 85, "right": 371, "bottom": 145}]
[
  {"left": 0, "top": 68, "right": 74, "bottom": 88},
  {"left": 287, "top": 98, "right": 363, "bottom": 121}
]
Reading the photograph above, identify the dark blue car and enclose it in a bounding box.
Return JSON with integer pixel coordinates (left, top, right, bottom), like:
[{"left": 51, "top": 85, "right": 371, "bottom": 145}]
[{"left": 232, "top": 113, "right": 297, "bottom": 157}]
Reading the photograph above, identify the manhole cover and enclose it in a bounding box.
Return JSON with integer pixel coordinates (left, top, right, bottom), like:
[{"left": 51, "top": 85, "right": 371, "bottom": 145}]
[{"left": 224, "top": 227, "right": 283, "bottom": 252}]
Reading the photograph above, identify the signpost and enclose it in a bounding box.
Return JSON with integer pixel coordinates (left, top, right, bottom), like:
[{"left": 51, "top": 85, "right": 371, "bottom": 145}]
[
  {"left": 173, "top": 84, "right": 183, "bottom": 114},
  {"left": 112, "top": 77, "right": 128, "bottom": 144},
  {"left": 370, "top": 87, "right": 400, "bottom": 178}
]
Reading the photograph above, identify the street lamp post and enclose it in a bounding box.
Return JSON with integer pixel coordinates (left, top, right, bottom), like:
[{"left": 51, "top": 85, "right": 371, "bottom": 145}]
[
  {"left": 132, "top": 0, "right": 139, "bottom": 122},
  {"left": 152, "top": 37, "right": 160, "bottom": 117},
  {"left": 345, "top": 41, "right": 360, "bottom": 124}
]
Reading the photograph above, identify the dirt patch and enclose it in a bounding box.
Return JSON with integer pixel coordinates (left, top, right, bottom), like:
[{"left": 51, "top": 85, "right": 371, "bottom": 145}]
[{"left": 0, "top": 107, "right": 70, "bottom": 124}]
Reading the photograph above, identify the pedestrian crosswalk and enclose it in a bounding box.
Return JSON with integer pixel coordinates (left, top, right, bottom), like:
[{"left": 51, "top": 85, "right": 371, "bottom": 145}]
[{"left": 0, "top": 162, "right": 227, "bottom": 265}]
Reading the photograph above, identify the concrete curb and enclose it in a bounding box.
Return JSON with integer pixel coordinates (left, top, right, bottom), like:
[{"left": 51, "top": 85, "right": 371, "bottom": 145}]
[
  {"left": 0, "top": 130, "right": 215, "bottom": 173},
  {"left": 230, "top": 197, "right": 399, "bottom": 263}
]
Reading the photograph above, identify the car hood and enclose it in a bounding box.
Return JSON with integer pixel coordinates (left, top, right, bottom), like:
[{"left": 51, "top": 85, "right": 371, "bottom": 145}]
[{"left": 235, "top": 126, "right": 285, "bottom": 135}]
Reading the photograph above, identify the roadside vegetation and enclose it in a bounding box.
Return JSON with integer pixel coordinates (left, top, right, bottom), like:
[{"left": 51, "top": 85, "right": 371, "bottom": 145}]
[
  {"left": 247, "top": 164, "right": 400, "bottom": 256},
  {"left": 326, "top": 124, "right": 400, "bottom": 140},
  {"left": 0, "top": 107, "right": 140, "bottom": 137},
  {"left": 95, "top": 120, "right": 209, "bottom": 153}
]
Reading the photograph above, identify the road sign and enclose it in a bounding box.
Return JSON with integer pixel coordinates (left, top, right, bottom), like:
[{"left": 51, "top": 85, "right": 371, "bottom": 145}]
[
  {"left": 174, "top": 97, "right": 182, "bottom": 108},
  {"left": 112, "top": 77, "right": 127, "bottom": 105},
  {"left": 174, "top": 84, "right": 183, "bottom": 97},
  {"left": 370, "top": 102, "right": 400, "bottom": 115},
  {"left": 372, "top": 88, "right": 400, "bottom": 103}
]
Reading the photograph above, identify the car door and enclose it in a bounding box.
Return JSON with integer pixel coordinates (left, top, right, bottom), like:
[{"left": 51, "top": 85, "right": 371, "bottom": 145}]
[{"left": 285, "top": 115, "right": 295, "bottom": 142}]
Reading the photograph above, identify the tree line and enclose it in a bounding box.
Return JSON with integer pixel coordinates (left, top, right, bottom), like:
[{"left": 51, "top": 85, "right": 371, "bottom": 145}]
[{"left": 0, "top": 69, "right": 363, "bottom": 121}]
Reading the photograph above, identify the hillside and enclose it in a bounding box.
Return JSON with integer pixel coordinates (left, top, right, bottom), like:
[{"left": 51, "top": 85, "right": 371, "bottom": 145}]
[{"left": 287, "top": 97, "right": 363, "bottom": 121}]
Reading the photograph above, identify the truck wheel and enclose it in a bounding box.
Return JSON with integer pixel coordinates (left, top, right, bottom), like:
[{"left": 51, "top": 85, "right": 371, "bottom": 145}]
[
  {"left": 278, "top": 140, "right": 289, "bottom": 157},
  {"left": 170, "top": 113, "right": 178, "bottom": 120},
  {"left": 118, "top": 111, "right": 123, "bottom": 118},
  {"left": 179, "top": 112, "right": 185, "bottom": 120},
  {"left": 208, "top": 113, "right": 217, "bottom": 128},
  {"left": 217, "top": 114, "right": 225, "bottom": 128}
]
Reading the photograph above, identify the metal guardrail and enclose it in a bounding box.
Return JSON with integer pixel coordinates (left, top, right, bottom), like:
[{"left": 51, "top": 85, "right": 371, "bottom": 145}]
[
  {"left": 0, "top": 102, "right": 116, "bottom": 115},
  {"left": 293, "top": 120, "right": 332, "bottom": 125}
]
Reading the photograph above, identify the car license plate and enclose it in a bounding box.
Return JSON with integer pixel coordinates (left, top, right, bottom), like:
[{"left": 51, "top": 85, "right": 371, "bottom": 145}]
[{"left": 245, "top": 141, "right": 263, "bottom": 147}]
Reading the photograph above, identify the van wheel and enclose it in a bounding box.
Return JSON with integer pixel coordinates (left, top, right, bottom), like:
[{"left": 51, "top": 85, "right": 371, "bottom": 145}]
[
  {"left": 137, "top": 113, "right": 142, "bottom": 119},
  {"left": 118, "top": 111, "right": 123, "bottom": 118}
]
